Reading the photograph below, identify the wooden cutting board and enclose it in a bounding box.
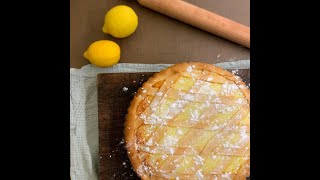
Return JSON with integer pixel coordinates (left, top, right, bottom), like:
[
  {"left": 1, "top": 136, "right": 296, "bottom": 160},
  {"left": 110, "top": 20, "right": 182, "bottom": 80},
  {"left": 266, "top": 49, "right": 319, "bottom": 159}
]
[{"left": 97, "top": 70, "right": 250, "bottom": 180}]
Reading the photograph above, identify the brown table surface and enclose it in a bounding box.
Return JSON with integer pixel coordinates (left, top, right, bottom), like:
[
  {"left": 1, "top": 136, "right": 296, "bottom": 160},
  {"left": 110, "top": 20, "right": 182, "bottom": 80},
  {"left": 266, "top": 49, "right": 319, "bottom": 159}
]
[{"left": 70, "top": 0, "right": 250, "bottom": 68}]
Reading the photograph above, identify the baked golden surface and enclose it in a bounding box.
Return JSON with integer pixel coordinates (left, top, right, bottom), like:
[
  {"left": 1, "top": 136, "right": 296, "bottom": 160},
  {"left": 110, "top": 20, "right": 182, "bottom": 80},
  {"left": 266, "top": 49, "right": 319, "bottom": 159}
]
[{"left": 125, "top": 62, "right": 250, "bottom": 180}]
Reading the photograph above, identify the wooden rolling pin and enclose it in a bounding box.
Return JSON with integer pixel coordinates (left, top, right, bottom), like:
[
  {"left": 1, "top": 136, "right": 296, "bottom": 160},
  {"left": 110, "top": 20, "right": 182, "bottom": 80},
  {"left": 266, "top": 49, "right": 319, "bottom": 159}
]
[{"left": 137, "top": 0, "right": 250, "bottom": 48}]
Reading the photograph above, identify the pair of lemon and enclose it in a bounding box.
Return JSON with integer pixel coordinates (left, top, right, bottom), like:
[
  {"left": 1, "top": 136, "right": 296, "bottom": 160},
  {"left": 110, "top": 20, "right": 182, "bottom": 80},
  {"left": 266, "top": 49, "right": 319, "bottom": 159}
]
[{"left": 84, "top": 5, "right": 138, "bottom": 67}]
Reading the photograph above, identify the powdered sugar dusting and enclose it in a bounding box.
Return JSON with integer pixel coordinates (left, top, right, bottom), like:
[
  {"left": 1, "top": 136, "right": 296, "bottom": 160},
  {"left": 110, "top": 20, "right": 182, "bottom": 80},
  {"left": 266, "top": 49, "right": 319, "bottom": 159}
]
[
  {"left": 235, "top": 98, "right": 244, "bottom": 104},
  {"left": 221, "top": 173, "right": 232, "bottom": 180},
  {"left": 190, "top": 110, "right": 201, "bottom": 124},
  {"left": 168, "top": 147, "right": 175, "bottom": 155},
  {"left": 130, "top": 65, "right": 250, "bottom": 178},
  {"left": 186, "top": 66, "right": 193, "bottom": 73},
  {"left": 239, "top": 85, "right": 246, "bottom": 89},
  {"left": 221, "top": 83, "right": 240, "bottom": 95},
  {"left": 146, "top": 137, "right": 153, "bottom": 146},
  {"left": 184, "top": 93, "right": 195, "bottom": 101},
  {"left": 196, "top": 169, "right": 204, "bottom": 179},
  {"left": 171, "top": 99, "right": 188, "bottom": 109},
  {"left": 210, "top": 124, "right": 224, "bottom": 131},
  {"left": 240, "top": 128, "right": 249, "bottom": 143},
  {"left": 218, "top": 106, "right": 237, "bottom": 114},
  {"left": 156, "top": 92, "right": 163, "bottom": 96},
  {"left": 162, "top": 136, "right": 179, "bottom": 146},
  {"left": 197, "top": 81, "right": 217, "bottom": 95},
  {"left": 162, "top": 154, "right": 168, "bottom": 160},
  {"left": 177, "top": 129, "right": 183, "bottom": 135},
  {"left": 194, "top": 155, "right": 205, "bottom": 166}
]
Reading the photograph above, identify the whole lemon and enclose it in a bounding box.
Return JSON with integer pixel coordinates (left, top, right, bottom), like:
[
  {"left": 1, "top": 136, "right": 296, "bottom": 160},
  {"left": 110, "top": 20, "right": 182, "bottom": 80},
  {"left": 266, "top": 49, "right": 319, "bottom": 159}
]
[
  {"left": 102, "top": 5, "right": 138, "bottom": 38},
  {"left": 83, "top": 40, "right": 120, "bottom": 67}
]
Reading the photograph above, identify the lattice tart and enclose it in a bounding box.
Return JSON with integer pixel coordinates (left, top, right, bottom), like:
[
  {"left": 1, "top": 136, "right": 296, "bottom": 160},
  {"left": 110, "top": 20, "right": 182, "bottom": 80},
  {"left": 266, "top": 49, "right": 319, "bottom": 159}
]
[{"left": 125, "top": 62, "right": 250, "bottom": 180}]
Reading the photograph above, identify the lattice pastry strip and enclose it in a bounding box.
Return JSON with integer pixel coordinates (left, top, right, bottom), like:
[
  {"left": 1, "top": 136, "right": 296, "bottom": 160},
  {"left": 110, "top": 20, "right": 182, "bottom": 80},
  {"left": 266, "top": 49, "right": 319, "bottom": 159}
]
[{"left": 125, "top": 62, "right": 250, "bottom": 180}]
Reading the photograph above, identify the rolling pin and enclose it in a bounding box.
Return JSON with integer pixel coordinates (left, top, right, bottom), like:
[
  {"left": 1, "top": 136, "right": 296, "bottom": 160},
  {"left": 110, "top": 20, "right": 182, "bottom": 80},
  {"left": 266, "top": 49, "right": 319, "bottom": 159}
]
[{"left": 137, "top": 0, "right": 250, "bottom": 48}]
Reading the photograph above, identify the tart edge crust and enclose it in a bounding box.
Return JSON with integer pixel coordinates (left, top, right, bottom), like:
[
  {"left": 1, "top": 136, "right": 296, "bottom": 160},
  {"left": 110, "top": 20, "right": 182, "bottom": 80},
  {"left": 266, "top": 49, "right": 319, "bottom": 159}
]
[{"left": 124, "top": 62, "right": 250, "bottom": 180}]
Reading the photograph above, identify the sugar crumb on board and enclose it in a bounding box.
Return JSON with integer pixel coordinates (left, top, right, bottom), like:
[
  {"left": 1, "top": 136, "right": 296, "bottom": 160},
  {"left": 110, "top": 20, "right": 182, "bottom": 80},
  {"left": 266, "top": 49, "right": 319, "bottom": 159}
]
[
  {"left": 119, "top": 138, "right": 125, "bottom": 145},
  {"left": 123, "top": 87, "right": 128, "bottom": 92},
  {"left": 231, "top": 69, "right": 239, "bottom": 75}
]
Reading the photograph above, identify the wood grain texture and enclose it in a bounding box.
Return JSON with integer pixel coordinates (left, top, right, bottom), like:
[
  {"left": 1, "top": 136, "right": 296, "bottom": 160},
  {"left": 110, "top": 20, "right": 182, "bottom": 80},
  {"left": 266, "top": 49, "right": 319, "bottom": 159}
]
[
  {"left": 98, "top": 71, "right": 250, "bottom": 180},
  {"left": 137, "top": 0, "right": 250, "bottom": 48}
]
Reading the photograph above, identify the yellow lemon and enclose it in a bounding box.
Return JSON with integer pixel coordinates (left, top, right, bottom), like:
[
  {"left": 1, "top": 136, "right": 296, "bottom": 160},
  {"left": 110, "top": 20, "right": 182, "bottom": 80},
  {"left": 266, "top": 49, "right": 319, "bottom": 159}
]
[
  {"left": 83, "top": 40, "right": 120, "bottom": 67},
  {"left": 102, "top": 5, "right": 138, "bottom": 38}
]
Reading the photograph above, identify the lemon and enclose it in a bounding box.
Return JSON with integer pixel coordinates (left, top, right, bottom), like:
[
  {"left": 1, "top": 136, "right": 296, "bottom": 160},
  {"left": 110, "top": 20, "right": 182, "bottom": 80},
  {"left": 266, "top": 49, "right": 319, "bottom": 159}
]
[
  {"left": 83, "top": 40, "right": 120, "bottom": 67},
  {"left": 102, "top": 5, "right": 138, "bottom": 38}
]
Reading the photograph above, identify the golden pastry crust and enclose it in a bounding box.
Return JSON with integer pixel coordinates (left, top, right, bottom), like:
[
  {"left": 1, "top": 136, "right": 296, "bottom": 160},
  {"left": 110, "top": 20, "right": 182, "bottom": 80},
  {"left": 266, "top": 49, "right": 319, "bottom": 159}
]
[{"left": 125, "top": 62, "right": 250, "bottom": 180}]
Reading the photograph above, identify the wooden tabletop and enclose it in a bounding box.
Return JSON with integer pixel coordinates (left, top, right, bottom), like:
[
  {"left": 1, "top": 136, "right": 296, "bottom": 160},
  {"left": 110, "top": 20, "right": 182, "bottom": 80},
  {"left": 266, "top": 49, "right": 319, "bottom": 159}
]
[{"left": 70, "top": 0, "right": 250, "bottom": 68}]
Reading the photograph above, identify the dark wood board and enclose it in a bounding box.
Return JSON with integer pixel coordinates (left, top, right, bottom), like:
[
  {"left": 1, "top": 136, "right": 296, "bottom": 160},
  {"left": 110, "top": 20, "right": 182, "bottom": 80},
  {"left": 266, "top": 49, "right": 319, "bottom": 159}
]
[{"left": 98, "top": 70, "right": 250, "bottom": 180}]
